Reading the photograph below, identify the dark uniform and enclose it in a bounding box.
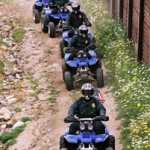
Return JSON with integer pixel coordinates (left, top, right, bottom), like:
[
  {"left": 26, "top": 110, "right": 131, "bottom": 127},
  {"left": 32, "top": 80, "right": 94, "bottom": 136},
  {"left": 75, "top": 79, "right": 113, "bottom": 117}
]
[
  {"left": 67, "top": 34, "right": 96, "bottom": 60},
  {"left": 66, "top": 11, "right": 90, "bottom": 28},
  {"left": 68, "top": 96, "right": 106, "bottom": 134}
]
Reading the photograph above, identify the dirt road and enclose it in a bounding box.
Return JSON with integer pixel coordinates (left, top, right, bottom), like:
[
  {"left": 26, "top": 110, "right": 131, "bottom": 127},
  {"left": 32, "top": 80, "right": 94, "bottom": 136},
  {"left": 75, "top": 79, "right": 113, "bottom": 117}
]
[{"left": 1, "top": 0, "right": 122, "bottom": 149}]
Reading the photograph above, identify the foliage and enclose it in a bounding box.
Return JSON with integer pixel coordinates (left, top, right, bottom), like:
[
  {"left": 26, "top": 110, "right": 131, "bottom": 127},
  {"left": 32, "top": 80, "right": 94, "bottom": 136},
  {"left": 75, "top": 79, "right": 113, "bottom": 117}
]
[
  {"left": 21, "top": 117, "right": 32, "bottom": 123},
  {"left": 46, "top": 88, "right": 58, "bottom": 103},
  {"left": 79, "top": 0, "right": 150, "bottom": 149},
  {"left": 0, "top": 0, "right": 12, "bottom": 4},
  {"left": 0, "top": 39, "right": 9, "bottom": 47},
  {"left": 0, "top": 59, "right": 4, "bottom": 75},
  {"left": 26, "top": 74, "right": 42, "bottom": 97},
  {"left": 12, "top": 28, "right": 25, "bottom": 43},
  {"left": 14, "top": 107, "right": 22, "bottom": 112},
  {"left": 4, "top": 139, "right": 16, "bottom": 150},
  {"left": 0, "top": 126, "right": 25, "bottom": 143}
]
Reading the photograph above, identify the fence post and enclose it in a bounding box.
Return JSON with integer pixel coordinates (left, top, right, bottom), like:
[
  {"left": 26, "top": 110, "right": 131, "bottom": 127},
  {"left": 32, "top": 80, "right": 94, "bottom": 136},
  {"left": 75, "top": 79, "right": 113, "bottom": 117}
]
[
  {"left": 118, "top": 0, "right": 123, "bottom": 20},
  {"left": 127, "top": 0, "right": 133, "bottom": 39},
  {"left": 137, "top": 0, "right": 144, "bottom": 62}
]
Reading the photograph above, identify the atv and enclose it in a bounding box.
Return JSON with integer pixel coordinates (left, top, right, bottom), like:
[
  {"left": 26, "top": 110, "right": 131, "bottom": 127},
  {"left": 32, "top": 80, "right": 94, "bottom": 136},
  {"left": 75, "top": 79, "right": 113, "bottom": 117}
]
[
  {"left": 60, "top": 26, "right": 93, "bottom": 58},
  {"left": 62, "top": 46, "right": 104, "bottom": 91},
  {"left": 60, "top": 116, "right": 115, "bottom": 150},
  {"left": 32, "top": 0, "right": 48, "bottom": 23},
  {"left": 40, "top": 4, "right": 70, "bottom": 37}
]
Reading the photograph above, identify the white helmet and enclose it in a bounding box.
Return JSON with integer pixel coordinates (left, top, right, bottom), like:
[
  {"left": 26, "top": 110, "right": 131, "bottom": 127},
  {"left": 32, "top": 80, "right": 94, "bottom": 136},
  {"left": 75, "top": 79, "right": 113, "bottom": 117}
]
[
  {"left": 71, "top": 2, "right": 80, "bottom": 14},
  {"left": 79, "top": 25, "right": 88, "bottom": 37},
  {"left": 81, "top": 83, "right": 94, "bottom": 100}
]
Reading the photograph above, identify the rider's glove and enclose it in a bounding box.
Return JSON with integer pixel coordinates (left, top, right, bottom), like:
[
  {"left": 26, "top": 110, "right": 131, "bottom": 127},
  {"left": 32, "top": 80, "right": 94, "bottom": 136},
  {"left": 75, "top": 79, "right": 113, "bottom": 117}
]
[
  {"left": 66, "top": 115, "right": 74, "bottom": 120},
  {"left": 86, "top": 22, "right": 92, "bottom": 27}
]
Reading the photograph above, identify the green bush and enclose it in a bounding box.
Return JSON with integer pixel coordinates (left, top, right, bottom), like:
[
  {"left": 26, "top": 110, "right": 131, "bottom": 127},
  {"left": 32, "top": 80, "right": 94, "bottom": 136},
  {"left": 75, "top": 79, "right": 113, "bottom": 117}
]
[
  {"left": 0, "top": 40, "right": 9, "bottom": 47},
  {"left": 0, "top": 59, "right": 4, "bottom": 75},
  {"left": 21, "top": 117, "right": 32, "bottom": 123},
  {"left": 79, "top": 0, "right": 150, "bottom": 149},
  {"left": 0, "top": 125, "right": 25, "bottom": 143},
  {"left": 5, "top": 139, "right": 16, "bottom": 149},
  {"left": 12, "top": 28, "right": 25, "bottom": 43}
]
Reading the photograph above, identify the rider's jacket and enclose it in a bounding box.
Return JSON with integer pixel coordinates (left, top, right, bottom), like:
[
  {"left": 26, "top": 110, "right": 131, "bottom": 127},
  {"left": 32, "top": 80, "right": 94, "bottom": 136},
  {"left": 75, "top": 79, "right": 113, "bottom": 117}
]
[
  {"left": 68, "top": 97, "right": 106, "bottom": 118},
  {"left": 66, "top": 11, "right": 90, "bottom": 28},
  {"left": 68, "top": 34, "right": 96, "bottom": 50},
  {"left": 48, "top": 0, "right": 69, "bottom": 6}
]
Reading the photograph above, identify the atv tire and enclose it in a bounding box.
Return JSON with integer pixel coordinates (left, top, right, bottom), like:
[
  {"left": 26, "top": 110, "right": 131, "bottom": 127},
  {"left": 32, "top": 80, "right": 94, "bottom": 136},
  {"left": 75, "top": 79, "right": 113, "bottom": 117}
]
[
  {"left": 60, "top": 136, "right": 67, "bottom": 149},
  {"left": 60, "top": 40, "right": 65, "bottom": 58},
  {"left": 62, "top": 64, "right": 68, "bottom": 81},
  {"left": 48, "top": 22, "right": 55, "bottom": 38},
  {"left": 41, "top": 15, "right": 48, "bottom": 33},
  {"left": 96, "top": 68, "right": 104, "bottom": 88},
  {"left": 105, "top": 148, "right": 113, "bottom": 150},
  {"left": 33, "top": 9, "right": 40, "bottom": 23},
  {"left": 64, "top": 71, "right": 73, "bottom": 91},
  {"left": 105, "top": 135, "right": 115, "bottom": 150}
]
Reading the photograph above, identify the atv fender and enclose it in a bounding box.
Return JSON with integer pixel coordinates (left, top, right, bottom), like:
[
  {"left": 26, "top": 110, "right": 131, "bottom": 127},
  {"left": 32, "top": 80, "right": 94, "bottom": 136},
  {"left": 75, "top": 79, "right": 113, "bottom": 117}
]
[
  {"left": 88, "top": 58, "right": 98, "bottom": 66},
  {"left": 62, "top": 30, "right": 69, "bottom": 39},
  {"left": 88, "top": 50, "right": 97, "bottom": 58},
  {"left": 35, "top": 1, "right": 43, "bottom": 7},
  {"left": 64, "top": 135, "right": 78, "bottom": 144},
  {"left": 66, "top": 61, "right": 77, "bottom": 67}
]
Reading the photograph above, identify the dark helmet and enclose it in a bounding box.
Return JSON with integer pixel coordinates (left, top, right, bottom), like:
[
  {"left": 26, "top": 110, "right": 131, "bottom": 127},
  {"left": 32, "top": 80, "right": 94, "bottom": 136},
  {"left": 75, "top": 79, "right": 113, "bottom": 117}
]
[
  {"left": 79, "top": 25, "right": 88, "bottom": 37},
  {"left": 71, "top": 2, "right": 80, "bottom": 13},
  {"left": 81, "top": 83, "right": 94, "bottom": 100}
]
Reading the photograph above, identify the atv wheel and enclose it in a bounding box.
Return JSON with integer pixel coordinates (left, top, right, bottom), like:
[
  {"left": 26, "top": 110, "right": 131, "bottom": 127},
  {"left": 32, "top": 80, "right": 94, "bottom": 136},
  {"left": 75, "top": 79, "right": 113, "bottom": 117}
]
[
  {"left": 48, "top": 22, "right": 55, "bottom": 38},
  {"left": 41, "top": 15, "right": 48, "bottom": 33},
  {"left": 105, "top": 148, "right": 113, "bottom": 150},
  {"left": 64, "top": 71, "right": 73, "bottom": 91},
  {"left": 33, "top": 9, "right": 40, "bottom": 23},
  {"left": 60, "top": 40, "right": 65, "bottom": 58},
  {"left": 96, "top": 68, "right": 104, "bottom": 88},
  {"left": 62, "top": 64, "right": 68, "bottom": 80},
  {"left": 105, "top": 135, "right": 115, "bottom": 150},
  {"left": 60, "top": 136, "right": 67, "bottom": 149}
]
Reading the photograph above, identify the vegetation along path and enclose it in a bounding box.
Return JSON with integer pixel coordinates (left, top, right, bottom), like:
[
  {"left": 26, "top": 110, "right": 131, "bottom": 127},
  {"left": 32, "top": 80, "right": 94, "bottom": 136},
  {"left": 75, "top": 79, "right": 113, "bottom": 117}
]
[{"left": 0, "top": 0, "right": 122, "bottom": 149}]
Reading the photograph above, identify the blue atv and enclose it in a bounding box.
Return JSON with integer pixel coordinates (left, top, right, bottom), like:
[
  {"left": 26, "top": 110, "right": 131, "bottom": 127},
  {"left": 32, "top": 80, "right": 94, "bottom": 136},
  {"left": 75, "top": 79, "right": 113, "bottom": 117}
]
[
  {"left": 60, "top": 116, "right": 115, "bottom": 150},
  {"left": 62, "top": 46, "right": 104, "bottom": 91},
  {"left": 40, "top": 4, "right": 70, "bottom": 38},
  {"left": 32, "top": 0, "right": 48, "bottom": 23},
  {"left": 60, "top": 27, "right": 93, "bottom": 58}
]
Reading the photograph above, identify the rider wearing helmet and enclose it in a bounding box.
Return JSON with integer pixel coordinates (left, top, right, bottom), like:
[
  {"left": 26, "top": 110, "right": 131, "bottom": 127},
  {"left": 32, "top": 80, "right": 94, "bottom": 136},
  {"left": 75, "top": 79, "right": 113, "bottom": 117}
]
[
  {"left": 67, "top": 25, "right": 96, "bottom": 60},
  {"left": 67, "top": 83, "right": 106, "bottom": 135},
  {"left": 68, "top": 25, "right": 94, "bottom": 49},
  {"left": 66, "top": 2, "right": 91, "bottom": 28}
]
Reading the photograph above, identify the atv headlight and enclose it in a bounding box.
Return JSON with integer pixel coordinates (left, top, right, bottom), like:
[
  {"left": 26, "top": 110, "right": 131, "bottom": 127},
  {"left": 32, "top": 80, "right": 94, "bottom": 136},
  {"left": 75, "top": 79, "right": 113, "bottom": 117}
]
[
  {"left": 60, "top": 8, "right": 63, "bottom": 12},
  {"left": 78, "top": 54, "right": 82, "bottom": 58},
  {"left": 88, "top": 124, "right": 93, "bottom": 131},
  {"left": 83, "top": 54, "right": 87, "bottom": 57},
  {"left": 80, "top": 124, "right": 85, "bottom": 131},
  {"left": 64, "top": 8, "right": 68, "bottom": 12}
]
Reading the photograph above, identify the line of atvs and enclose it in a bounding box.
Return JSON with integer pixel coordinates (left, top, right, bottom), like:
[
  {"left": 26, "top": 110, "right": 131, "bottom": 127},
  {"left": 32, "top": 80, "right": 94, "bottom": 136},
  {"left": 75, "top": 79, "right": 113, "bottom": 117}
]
[{"left": 32, "top": 1, "right": 115, "bottom": 149}]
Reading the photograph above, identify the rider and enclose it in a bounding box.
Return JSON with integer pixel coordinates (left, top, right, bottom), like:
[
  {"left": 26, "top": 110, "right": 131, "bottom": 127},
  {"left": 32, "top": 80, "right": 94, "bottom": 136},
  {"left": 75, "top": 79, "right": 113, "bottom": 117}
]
[
  {"left": 66, "top": 24, "right": 96, "bottom": 60},
  {"left": 66, "top": 83, "right": 106, "bottom": 135},
  {"left": 66, "top": 1, "right": 91, "bottom": 29},
  {"left": 48, "top": 0, "right": 69, "bottom": 14}
]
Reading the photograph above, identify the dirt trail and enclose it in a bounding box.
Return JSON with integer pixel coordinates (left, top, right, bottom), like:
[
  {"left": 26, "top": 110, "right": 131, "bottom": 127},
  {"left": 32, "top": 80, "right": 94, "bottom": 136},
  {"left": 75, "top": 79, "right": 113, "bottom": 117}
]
[{"left": 2, "top": 0, "right": 123, "bottom": 149}]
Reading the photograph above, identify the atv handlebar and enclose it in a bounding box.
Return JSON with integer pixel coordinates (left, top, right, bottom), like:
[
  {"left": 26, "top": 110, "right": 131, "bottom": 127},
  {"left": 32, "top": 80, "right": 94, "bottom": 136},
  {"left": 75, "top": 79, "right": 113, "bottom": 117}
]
[{"left": 64, "top": 116, "right": 109, "bottom": 123}]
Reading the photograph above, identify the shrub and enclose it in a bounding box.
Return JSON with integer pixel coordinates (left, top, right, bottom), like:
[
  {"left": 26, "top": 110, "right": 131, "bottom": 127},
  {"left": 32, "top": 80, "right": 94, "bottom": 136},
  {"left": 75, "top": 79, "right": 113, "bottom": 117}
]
[
  {"left": 12, "top": 28, "right": 25, "bottom": 43},
  {"left": 0, "top": 126, "right": 25, "bottom": 143},
  {"left": 21, "top": 117, "right": 32, "bottom": 123},
  {"left": 79, "top": 0, "right": 150, "bottom": 149}
]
